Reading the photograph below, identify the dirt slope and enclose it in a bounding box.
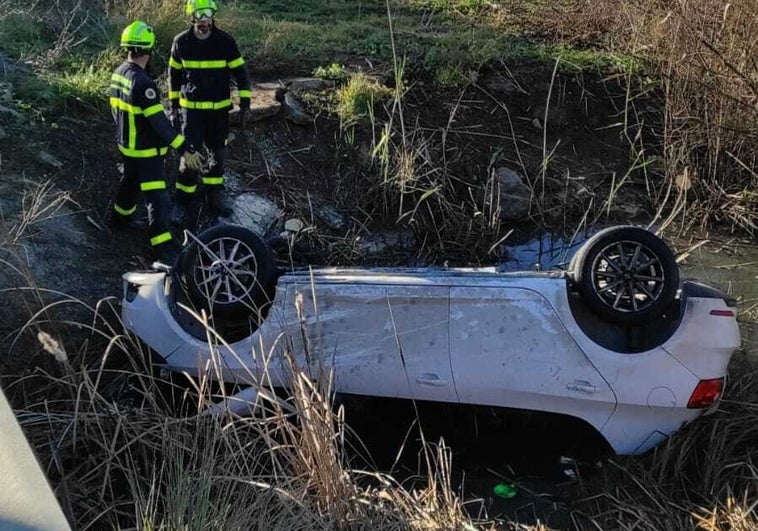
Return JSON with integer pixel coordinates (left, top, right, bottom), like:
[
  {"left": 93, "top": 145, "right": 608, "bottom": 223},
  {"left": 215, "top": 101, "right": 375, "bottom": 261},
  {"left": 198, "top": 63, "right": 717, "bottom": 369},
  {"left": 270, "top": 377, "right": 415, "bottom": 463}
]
[{"left": 0, "top": 60, "right": 657, "bottom": 363}]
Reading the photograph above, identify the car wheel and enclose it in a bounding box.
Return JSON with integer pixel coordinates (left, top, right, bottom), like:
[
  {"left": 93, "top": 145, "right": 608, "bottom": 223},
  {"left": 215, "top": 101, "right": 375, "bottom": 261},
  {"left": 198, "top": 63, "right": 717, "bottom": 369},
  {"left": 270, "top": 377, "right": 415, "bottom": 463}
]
[
  {"left": 570, "top": 226, "right": 679, "bottom": 324},
  {"left": 179, "top": 224, "right": 277, "bottom": 319}
]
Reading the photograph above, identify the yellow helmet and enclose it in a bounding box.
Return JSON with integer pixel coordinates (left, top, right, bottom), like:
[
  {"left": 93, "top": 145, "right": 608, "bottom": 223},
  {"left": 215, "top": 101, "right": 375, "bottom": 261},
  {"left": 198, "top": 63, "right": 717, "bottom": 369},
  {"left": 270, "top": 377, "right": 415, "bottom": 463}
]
[
  {"left": 185, "top": 0, "right": 218, "bottom": 16},
  {"left": 120, "top": 21, "right": 156, "bottom": 50}
]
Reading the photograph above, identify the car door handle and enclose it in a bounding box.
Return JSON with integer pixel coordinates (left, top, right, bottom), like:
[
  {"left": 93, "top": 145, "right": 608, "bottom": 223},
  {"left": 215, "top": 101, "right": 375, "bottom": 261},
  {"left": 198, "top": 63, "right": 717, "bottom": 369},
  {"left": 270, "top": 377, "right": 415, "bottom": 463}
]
[
  {"left": 416, "top": 374, "right": 448, "bottom": 387},
  {"left": 567, "top": 380, "right": 599, "bottom": 394}
]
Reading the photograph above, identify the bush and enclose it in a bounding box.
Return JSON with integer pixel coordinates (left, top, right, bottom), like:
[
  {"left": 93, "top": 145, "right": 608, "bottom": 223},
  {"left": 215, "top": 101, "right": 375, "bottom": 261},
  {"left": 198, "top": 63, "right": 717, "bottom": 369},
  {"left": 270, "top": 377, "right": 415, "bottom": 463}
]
[
  {"left": 336, "top": 73, "right": 391, "bottom": 125},
  {"left": 313, "top": 62, "right": 348, "bottom": 81}
]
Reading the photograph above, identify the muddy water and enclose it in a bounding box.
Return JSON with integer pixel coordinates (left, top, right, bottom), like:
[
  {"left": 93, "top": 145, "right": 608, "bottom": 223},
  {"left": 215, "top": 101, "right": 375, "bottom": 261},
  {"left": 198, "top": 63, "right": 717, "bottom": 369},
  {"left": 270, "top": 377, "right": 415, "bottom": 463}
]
[
  {"left": 674, "top": 235, "right": 758, "bottom": 359},
  {"left": 350, "top": 229, "right": 758, "bottom": 529}
]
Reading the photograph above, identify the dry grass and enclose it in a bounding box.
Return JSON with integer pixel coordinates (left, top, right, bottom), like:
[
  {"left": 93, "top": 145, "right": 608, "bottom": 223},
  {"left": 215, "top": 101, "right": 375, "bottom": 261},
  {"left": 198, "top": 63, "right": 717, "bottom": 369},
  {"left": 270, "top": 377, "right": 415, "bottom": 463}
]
[
  {"left": 3, "top": 180, "right": 76, "bottom": 245},
  {"left": 533, "top": 0, "right": 758, "bottom": 232},
  {"left": 0, "top": 271, "right": 495, "bottom": 530},
  {"left": 3, "top": 1, "right": 758, "bottom": 529},
  {"left": 577, "top": 359, "right": 758, "bottom": 530}
]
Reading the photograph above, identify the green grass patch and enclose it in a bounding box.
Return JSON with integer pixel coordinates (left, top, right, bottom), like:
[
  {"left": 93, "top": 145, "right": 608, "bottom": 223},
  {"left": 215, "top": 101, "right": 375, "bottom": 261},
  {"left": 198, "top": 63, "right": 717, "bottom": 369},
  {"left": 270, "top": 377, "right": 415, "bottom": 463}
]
[
  {"left": 222, "top": 0, "right": 643, "bottom": 85},
  {"left": 224, "top": 10, "right": 407, "bottom": 70},
  {"left": 337, "top": 73, "right": 392, "bottom": 125},
  {"left": 417, "top": 0, "right": 494, "bottom": 16},
  {"left": 523, "top": 43, "right": 645, "bottom": 74},
  {"left": 13, "top": 50, "right": 120, "bottom": 114},
  {"left": 2, "top": 0, "right": 647, "bottom": 113},
  {"left": 313, "top": 63, "right": 349, "bottom": 81}
]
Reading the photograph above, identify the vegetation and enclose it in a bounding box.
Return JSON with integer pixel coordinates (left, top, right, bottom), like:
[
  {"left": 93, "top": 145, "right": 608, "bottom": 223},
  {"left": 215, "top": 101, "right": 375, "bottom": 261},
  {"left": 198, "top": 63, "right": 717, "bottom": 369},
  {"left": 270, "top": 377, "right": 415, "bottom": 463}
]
[
  {"left": 1, "top": 0, "right": 758, "bottom": 529},
  {"left": 336, "top": 73, "right": 393, "bottom": 125},
  {"left": 3, "top": 0, "right": 756, "bottom": 228}
]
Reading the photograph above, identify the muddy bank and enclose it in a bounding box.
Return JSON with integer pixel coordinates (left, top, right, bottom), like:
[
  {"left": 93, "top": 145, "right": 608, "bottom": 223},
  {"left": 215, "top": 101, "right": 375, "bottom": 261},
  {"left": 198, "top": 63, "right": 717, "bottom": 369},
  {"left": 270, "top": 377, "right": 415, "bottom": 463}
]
[{"left": 0, "top": 60, "right": 668, "bottom": 379}]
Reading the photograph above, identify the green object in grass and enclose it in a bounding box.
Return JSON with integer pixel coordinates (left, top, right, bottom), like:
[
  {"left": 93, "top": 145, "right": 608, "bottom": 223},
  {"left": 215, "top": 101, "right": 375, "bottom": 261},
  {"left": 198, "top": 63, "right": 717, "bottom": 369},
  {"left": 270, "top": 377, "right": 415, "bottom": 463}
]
[{"left": 493, "top": 483, "right": 517, "bottom": 499}]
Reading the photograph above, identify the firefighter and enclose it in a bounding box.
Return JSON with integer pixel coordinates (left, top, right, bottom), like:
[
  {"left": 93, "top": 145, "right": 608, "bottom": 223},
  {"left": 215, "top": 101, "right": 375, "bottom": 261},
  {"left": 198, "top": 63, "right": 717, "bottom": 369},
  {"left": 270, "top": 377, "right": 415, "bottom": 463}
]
[
  {"left": 168, "top": 0, "right": 252, "bottom": 223},
  {"left": 110, "top": 21, "right": 204, "bottom": 262}
]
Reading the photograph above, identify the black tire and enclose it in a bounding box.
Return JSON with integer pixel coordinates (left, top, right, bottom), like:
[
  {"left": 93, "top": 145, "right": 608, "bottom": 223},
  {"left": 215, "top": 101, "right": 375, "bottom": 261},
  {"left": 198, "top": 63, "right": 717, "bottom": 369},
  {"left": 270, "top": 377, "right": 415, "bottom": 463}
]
[
  {"left": 179, "top": 224, "right": 277, "bottom": 319},
  {"left": 570, "top": 226, "right": 679, "bottom": 324}
]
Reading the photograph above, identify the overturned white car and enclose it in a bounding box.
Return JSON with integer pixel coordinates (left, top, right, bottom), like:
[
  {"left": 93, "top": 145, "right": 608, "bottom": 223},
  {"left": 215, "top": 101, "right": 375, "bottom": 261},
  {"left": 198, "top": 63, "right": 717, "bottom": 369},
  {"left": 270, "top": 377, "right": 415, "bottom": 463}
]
[{"left": 122, "top": 225, "right": 740, "bottom": 455}]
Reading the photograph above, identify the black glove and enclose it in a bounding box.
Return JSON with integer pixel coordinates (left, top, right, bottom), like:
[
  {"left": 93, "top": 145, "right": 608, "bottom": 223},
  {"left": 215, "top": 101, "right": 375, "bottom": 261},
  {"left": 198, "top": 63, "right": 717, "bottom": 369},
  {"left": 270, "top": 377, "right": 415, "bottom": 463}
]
[{"left": 239, "top": 98, "right": 250, "bottom": 129}]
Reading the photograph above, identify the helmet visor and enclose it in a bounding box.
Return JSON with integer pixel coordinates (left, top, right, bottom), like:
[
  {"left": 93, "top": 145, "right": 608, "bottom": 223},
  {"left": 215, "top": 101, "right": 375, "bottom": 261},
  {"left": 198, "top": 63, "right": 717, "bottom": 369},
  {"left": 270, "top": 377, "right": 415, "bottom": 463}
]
[{"left": 193, "top": 8, "right": 214, "bottom": 20}]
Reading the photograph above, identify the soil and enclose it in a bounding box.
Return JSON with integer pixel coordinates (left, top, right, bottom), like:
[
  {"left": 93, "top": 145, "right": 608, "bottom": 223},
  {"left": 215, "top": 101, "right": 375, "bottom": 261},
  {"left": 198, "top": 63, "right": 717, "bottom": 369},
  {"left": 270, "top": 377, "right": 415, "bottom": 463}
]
[{"left": 1, "top": 57, "right": 661, "bottom": 372}]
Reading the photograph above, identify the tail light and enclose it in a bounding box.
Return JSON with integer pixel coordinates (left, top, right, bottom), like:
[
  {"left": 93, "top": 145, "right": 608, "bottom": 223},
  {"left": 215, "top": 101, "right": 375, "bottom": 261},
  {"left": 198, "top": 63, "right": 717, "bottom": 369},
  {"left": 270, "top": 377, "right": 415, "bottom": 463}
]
[
  {"left": 710, "top": 309, "right": 735, "bottom": 317},
  {"left": 687, "top": 378, "right": 724, "bottom": 409}
]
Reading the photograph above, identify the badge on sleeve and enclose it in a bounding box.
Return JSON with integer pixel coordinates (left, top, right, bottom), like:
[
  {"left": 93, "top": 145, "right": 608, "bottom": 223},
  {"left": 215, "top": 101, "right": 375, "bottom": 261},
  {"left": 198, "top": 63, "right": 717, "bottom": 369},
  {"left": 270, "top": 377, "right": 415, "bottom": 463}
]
[{"left": 145, "top": 87, "right": 157, "bottom": 100}]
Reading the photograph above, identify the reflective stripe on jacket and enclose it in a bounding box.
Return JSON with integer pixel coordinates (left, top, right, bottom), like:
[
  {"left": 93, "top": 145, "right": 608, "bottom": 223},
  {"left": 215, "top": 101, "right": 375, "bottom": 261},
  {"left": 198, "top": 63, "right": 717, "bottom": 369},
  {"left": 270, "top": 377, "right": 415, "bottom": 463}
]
[
  {"left": 110, "top": 62, "right": 185, "bottom": 158},
  {"left": 168, "top": 26, "right": 251, "bottom": 111}
]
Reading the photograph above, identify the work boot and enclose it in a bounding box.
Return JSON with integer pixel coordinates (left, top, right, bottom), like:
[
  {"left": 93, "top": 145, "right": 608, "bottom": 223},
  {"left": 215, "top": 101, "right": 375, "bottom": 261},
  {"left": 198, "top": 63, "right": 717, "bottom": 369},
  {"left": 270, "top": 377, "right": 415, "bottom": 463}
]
[
  {"left": 152, "top": 241, "right": 181, "bottom": 268},
  {"left": 205, "top": 188, "right": 233, "bottom": 218},
  {"left": 109, "top": 212, "right": 147, "bottom": 230},
  {"left": 172, "top": 195, "right": 199, "bottom": 229},
  {"left": 171, "top": 201, "right": 187, "bottom": 226}
]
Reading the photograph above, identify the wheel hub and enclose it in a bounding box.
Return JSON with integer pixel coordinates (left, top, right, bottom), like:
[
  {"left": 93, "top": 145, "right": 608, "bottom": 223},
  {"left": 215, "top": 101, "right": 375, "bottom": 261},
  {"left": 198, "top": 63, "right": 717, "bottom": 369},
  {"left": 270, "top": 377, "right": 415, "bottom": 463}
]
[
  {"left": 591, "top": 239, "right": 665, "bottom": 313},
  {"left": 193, "top": 237, "right": 260, "bottom": 305}
]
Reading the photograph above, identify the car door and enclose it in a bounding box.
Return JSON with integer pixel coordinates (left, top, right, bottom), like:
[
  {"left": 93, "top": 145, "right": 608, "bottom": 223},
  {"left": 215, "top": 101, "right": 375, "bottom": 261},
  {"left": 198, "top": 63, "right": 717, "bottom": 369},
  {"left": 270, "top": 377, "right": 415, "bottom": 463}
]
[
  {"left": 449, "top": 286, "right": 615, "bottom": 429},
  {"left": 283, "top": 281, "right": 457, "bottom": 403}
]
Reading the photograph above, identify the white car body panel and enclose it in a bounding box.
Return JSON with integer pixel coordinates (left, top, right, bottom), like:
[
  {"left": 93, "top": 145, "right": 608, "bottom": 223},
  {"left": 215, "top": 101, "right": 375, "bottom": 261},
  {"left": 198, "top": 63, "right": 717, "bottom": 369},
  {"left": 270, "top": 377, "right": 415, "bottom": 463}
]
[
  {"left": 122, "top": 267, "right": 741, "bottom": 455},
  {"left": 448, "top": 286, "right": 616, "bottom": 433},
  {"left": 283, "top": 283, "right": 457, "bottom": 402},
  {"left": 542, "top": 283, "right": 740, "bottom": 453},
  {"left": 662, "top": 297, "right": 741, "bottom": 379}
]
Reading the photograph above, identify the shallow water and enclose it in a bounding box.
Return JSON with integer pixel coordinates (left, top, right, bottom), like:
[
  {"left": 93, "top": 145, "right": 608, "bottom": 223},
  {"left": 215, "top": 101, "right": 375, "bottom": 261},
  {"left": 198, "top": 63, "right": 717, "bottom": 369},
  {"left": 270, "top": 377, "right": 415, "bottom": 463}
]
[
  {"left": 675, "top": 234, "right": 758, "bottom": 364},
  {"left": 500, "top": 230, "right": 579, "bottom": 272}
]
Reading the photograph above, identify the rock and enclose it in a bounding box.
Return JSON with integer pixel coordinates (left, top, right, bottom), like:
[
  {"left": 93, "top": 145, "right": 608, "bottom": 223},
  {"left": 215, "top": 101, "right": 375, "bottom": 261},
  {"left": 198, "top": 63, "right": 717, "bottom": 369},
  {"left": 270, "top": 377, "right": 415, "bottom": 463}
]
[
  {"left": 38, "top": 151, "right": 63, "bottom": 169},
  {"left": 249, "top": 82, "right": 283, "bottom": 121},
  {"left": 496, "top": 167, "right": 529, "bottom": 192},
  {"left": 287, "top": 77, "right": 334, "bottom": 93},
  {"left": 675, "top": 168, "right": 694, "bottom": 192},
  {"left": 0, "top": 104, "right": 23, "bottom": 120},
  {"left": 231, "top": 192, "right": 282, "bottom": 235},
  {"left": 357, "top": 229, "right": 416, "bottom": 255},
  {"left": 0, "top": 125, "right": 6, "bottom": 140},
  {"left": 283, "top": 92, "right": 312, "bottom": 125},
  {"left": 0, "top": 82, "right": 12, "bottom": 102},
  {"left": 256, "top": 81, "right": 285, "bottom": 92},
  {"left": 495, "top": 167, "right": 531, "bottom": 221},
  {"left": 500, "top": 195, "right": 531, "bottom": 221},
  {"left": 314, "top": 203, "right": 345, "bottom": 230},
  {"left": 284, "top": 218, "right": 304, "bottom": 233}
]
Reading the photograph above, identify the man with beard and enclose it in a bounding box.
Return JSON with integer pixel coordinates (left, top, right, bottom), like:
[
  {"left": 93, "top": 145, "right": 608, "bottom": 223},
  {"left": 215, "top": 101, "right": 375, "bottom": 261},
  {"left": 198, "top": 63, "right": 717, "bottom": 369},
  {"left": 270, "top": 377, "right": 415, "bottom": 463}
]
[
  {"left": 168, "top": 0, "right": 252, "bottom": 224},
  {"left": 110, "top": 21, "right": 203, "bottom": 263}
]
